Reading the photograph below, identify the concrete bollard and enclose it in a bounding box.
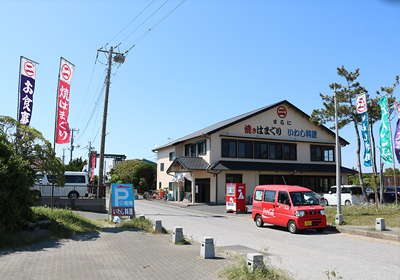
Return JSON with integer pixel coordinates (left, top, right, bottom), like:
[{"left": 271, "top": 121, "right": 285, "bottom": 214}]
[
  {"left": 138, "top": 215, "right": 145, "bottom": 220},
  {"left": 172, "top": 227, "right": 184, "bottom": 244},
  {"left": 376, "top": 218, "right": 386, "bottom": 231},
  {"left": 247, "top": 253, "right": 264, "bottom": 272},
  {"left": 200, "top": 237, "right": 215, "bottom": 259},
  {"left": 153, "top": 220, "right": 162, "bottom": 233}
]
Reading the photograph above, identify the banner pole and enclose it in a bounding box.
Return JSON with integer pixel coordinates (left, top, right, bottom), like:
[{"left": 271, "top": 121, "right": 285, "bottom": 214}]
[{"left": 53, "top": 57, "right": 62, "bottom": 151}]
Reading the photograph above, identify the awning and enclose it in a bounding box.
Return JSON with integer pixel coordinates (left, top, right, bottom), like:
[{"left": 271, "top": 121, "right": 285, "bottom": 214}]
[
  {"left": 208, "top": 160, "right": 357, "bottom": 174},
  {"left": 172, "top": 172, "right": 193, "bottom": 182}
]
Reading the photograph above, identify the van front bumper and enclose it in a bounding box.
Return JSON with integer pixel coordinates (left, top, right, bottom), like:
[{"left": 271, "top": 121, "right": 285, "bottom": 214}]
[{"left": 295, "top": 215, "right": 327, "bottom": 229}]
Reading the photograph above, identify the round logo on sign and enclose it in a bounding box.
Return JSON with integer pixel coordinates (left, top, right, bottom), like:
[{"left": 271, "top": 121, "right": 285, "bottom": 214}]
[
  {"left": 277, "top": 106, "right": 287, "bottom": 118},
  {"left": 24, "top": 61, "right": 35, "bottom": 77},
  {"left": 61, "top": 64, "right": 71, "bottom": 81},
  {"left": 356, "top": 98, "right": 366, "bottom": 114}
]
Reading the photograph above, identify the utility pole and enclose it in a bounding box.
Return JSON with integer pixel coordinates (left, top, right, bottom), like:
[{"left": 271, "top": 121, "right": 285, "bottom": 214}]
[
  {"left": 97, "top": 46, "right": 125, "bottom": 198},
  {"left": 62, "top": 148, "right": 67, "bottom": 164},
  {"left": 70, "top": 128, "right": 79, "bottom": 163}
]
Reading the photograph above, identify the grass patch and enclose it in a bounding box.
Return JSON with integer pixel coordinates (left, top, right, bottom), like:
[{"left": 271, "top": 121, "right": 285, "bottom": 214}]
[
  {"left": 116, "top": 217, "right": 168, "bottom": 234},
  {"left": 0, "top": 206, "right": 104, "bottom": 249},
  {"left": 325, "top": 204, "right": 400, "bottom": 227},
  {"left": 217, "top": 255, "right": 294, "bottom": 280}
]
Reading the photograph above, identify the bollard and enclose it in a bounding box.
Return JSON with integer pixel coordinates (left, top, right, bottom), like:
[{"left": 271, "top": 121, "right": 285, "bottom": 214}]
[
  {"left": 172, "top": 227, "right": 184, "bottom": 244},
  {"left": 138, "top": 215, "right": 145, "bottom": 220},
  {"left": 200, "top": 237, "right": 215, "bottom": 259},
  {"left": 247, "top": 253, "right": 264, "bottom": 272},
  {"left": 376, "top": 218, "right": 386, "bottom": 231},
  {"left": 153, "top": 220, "right": 162, "bottom": 233}
]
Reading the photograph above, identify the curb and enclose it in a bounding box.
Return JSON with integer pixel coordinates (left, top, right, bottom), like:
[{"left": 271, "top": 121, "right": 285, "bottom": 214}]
[{"left": 327, "top": 225, "right": 400, "bottom": 242}]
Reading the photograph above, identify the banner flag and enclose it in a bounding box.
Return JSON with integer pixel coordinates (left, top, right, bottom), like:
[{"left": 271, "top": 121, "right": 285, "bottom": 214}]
[
  {"left": 18, "top": 57, "right": 37, "bottom": 126},
  {"left": 55, "top": 58, "right": 74, "bottom": 144},
  {"left": 394, "top": 104, "right": 400, "bottom": 164},
  {"left": 356, "top": 94, "right": 372, "bottom": 167},
  {"left": 379, "top": 96, "right": 393, "bottom": 164},
  {"left": 90, "top": 151, "right": 97, "bottom": 182}
]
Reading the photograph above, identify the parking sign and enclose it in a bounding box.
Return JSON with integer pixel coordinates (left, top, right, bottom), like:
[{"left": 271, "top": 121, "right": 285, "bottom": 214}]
[{"left": 111, "top": 183, "right": 134, "bottom": 216}]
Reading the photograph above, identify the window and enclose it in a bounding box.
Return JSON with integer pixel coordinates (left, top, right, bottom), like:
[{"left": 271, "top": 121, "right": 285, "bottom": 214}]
[
  {"left": 264, "top": 190, "right": 276, "bottom": 203},
  {"left": 311, "top": 145, "right": 334, "bottom": 162},
  {"left": 169, "top": 152, "right": 175, "bottom": 161},
  {"left": 160, "top": 163, "right": 164, "bottom": 171},
  {"left": 254, "top": 142, "right": 268, "bottom": 159},
  {"left": 278, "top": 191, "right": 289, "bottom": 204},
  {"left": 197, "top": 140, "right": 206, "bottom": 155},
  {"left": 222, "top": 139, "right": 237, "bottom": 158},
  {"left": 283, "top": 144, "right": 297, "bottom": 160},
  {"left": 184, "top": 140, "right": 206, "bottom": 157},
  {"left": 238, "top": 140, "right": 253, "bottom": 158},
  {"left": 269, "top": 143, "right": 282, "bottom": 160},
  {"left": 169, "top": 182, "right": 174, "bottom": 190},
  {"left": 226, "top": 174, "right": 242, "bottom": 183},
  {"left": 65, "top": 175, "right": 86, "bottom": 184},
  {"left": 254, "top": 190, "right": 263, "bottom": 201}
]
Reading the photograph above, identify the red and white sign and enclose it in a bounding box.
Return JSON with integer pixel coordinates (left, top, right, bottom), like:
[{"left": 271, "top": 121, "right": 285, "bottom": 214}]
[
  {"left": 23, "top": 60, "right": 35, "bottom": 78},
  {"left": 356, "top": 94, "right": 367, "bottom": 114},
  {"left": 277, "top": 106, "right": 287, "bottom": 118},
  {"left": 90, "top": 151, "right": 97, "bottom": 182},
  {"left": 55, "top": 58, "right": 74, "bottom": 144}
]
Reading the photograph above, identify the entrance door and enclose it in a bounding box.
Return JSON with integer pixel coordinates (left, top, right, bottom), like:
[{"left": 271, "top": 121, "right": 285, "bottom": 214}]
[{"left": 195, "top": 179, "right": 210, "bottom": 203}]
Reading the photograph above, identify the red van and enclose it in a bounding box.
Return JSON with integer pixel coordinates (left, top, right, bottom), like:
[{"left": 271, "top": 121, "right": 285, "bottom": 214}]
[{"left": 252, "top": 185, "right": 327, "bottom": 234}]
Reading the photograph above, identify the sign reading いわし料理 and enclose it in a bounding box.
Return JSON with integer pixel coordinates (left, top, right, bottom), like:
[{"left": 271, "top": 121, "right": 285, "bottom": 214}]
[{"left": 111, "top": 183, "right": 134, "bottom": 216}]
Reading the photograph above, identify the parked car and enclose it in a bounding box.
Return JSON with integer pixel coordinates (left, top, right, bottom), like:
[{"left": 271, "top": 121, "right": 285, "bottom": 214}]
[
  {"left": 368, "top": 186, "right": 400, "bottom": 203},
  {"left": 252, "top": 185, "right": 326, "bottom": 234},
  {"left": 323, "top": 185, "right": 366, "bottom": 206},
  {"left": 313, "top": 192, "right": 327, "bottom": 207}
]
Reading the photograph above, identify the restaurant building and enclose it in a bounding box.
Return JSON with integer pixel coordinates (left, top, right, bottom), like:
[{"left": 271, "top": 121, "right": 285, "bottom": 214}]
[{"left": 153, "top": 100, "right": 356, "bottom": 204}]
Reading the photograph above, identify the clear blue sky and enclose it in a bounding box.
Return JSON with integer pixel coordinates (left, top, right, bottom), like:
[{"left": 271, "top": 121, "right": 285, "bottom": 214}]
[{"left": 1, "top": 0, "right": 399, "bottom": 174}]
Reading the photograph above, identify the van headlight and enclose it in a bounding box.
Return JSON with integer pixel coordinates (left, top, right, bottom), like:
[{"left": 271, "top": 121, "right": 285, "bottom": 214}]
[
  {"left": 320, "top": 210, "right": 325, "bottom": 216},
  {"left": 295, "top": 211, "right": 305, "bottom": 217}
]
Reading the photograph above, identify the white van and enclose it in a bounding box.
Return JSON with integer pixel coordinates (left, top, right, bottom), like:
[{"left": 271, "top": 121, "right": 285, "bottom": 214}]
[
  {"left": 323, "top": 185, "right": 366, "bottom": 206},
  {"left": 34, "top": 171, "right": 89, "bottom": 199}
]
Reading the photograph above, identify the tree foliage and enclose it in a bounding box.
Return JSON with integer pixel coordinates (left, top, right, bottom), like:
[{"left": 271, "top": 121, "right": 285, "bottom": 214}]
[
  {"left": 109, "top": 159, "right": 145, "bottom": 183},
  {"left": 65, "top": 157, "right": 87, "bottom": 172},
  {"left": 0, "top": 133, "right": 36, "bottom": 232},
  {"left": 310, "top": 66, "right": 398, "bottom": 201},
  {"left": 131, "top": 163, "right": 156, "bottom": 193},
  {"left": 0, "top": 116, "right": 65, "bottom": 232}
]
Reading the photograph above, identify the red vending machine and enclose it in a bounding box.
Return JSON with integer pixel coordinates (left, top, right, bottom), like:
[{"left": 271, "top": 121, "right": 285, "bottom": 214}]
[{"left": 226, "top": 183, "right": 247, "bottom": 213}]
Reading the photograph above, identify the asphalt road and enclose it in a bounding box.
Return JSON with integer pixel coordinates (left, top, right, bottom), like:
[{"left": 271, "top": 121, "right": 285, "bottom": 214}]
[{"left": 130, "top": 200, "right": 400, "bottom": 280}]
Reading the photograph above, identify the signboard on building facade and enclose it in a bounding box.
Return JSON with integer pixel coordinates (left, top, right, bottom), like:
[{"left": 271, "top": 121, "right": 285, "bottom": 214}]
[
  {"left": 243, "top": 105, "right": 318, "bottom": 140},
  {"left": 111, "top": 183, "right": 134, "bottom": 216}
]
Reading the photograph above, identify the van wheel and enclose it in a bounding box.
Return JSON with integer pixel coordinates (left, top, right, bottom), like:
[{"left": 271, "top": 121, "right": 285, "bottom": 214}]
[
  {"left": 255, "top": 215, "right": 264, "bottom": 227},
  {"left": 288, "top": 220, "right": 298, "bottom": 234},
  {"left": 344, "top": 200, "right": 351, "bottom": 206},
  {"left": 68, "top": 192, "right": 79, "bottom": 199},
  {"left": 316, "top": 227, "right": 325, "bottom": 233},
  {"left": 325, "top": 200, "right": 328, "bottom": 206}
]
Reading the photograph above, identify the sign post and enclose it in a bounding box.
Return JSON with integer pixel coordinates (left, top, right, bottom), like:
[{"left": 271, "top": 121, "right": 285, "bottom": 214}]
[{"left": 110, "top": 183, "right": 135, "bottom": 221}]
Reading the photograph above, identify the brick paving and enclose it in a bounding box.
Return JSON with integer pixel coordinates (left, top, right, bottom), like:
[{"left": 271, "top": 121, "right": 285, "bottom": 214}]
[{"left": 0, "top": 228, "right": 237, "bottom": 280}]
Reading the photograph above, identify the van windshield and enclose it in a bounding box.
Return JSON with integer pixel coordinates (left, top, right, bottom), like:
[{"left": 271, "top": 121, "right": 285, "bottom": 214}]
[{"left": 290, "top": 192, "right": 319, "bottom": 206}]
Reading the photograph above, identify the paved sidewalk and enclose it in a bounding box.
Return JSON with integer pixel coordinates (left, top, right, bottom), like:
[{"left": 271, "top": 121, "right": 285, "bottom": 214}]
[{"left": 0, "top": 228, "right": 236, "bottom": 280}]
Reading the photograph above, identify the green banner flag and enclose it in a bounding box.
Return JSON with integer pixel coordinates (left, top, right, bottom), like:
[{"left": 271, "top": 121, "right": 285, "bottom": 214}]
[{"left": 379, "top": 96, "right": 393, "bottom": 164}]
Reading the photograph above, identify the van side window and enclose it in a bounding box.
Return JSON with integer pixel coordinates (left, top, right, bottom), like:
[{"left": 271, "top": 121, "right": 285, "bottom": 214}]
[
  {"left": 65, "top": 175, "right": 86, "bottom": 184},
  {"left": 278, "top": 191, "right": 289, "bottom": 204},
  {"left": 264, "top": 190, "right": 276, "bottom": 203},
  {"left": 254, "top": 190, "right": 263, "bottom": 201}
]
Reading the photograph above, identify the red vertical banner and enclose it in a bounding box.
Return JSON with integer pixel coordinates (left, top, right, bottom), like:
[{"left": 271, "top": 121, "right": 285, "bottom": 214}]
[{"left": 55, "top": 58, "right": 74, "bottom": 144}]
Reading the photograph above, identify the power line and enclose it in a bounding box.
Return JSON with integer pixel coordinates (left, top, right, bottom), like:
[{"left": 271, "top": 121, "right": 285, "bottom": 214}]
[
  {"left": 106, "top": 0, "right": 156, "bottom": 46},
  {"left": 124, "top": 0, "right": 186, "bottom": 55}
]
